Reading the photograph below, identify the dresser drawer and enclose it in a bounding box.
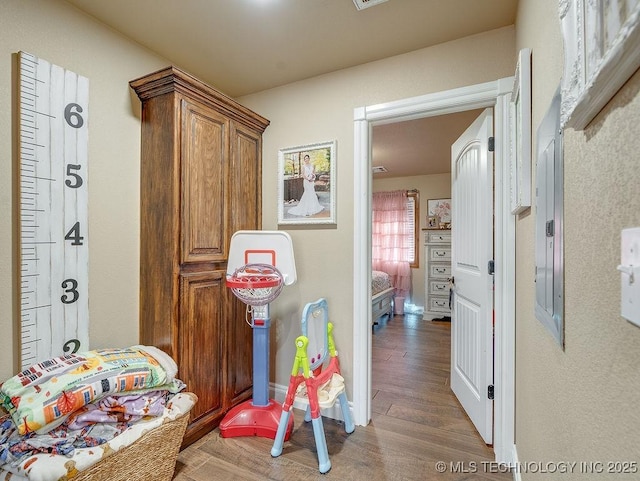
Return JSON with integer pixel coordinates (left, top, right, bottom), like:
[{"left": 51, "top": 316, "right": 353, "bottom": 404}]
[
  {"left": 428, "top": 246, "right": 451, "bottom": 262},
  {"left": 426, "top": 231, "right": 451, "bottom": 244},
  {"left": 429, "top": 280, "right": 451, "bottom": 296},
  {"left": 429, "top": 264, "right": 451, "bottom": 278},
  {"left": 428, "top": 296, "right": 451, "bottom": 313}
]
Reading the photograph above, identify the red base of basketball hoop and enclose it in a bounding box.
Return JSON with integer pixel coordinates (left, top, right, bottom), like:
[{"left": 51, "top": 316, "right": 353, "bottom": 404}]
[{"left": 219, "top": 399, "right": 294, "bottom": 439}]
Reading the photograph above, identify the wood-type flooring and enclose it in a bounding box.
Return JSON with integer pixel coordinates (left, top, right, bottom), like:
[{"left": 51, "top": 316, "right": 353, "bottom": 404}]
[{"left": 173, "top": 314, "right": 512, "bottom": 481}]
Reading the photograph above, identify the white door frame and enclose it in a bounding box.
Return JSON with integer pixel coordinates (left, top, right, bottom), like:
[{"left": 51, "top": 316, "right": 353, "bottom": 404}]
[{"left": 352, "top": 78, "right": 516, "bottom": 464}]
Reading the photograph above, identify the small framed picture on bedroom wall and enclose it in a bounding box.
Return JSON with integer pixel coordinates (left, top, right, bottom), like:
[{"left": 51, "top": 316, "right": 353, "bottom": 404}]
[
  {"left": 427, "top": 198, "right": 451, "bottom": 229},
  {"left": 278, "top": 140, "right": 337, "bottom": 226}
]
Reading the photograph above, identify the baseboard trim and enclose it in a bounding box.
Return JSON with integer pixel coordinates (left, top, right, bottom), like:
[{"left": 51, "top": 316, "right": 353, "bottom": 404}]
[{"left": 511, "top": 444, "right": 521, "bottom": 481}]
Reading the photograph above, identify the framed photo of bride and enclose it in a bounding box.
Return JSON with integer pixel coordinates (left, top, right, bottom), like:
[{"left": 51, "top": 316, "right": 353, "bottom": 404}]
[{"left": 278, "top": 140, "right": 337, "bottom": 226}]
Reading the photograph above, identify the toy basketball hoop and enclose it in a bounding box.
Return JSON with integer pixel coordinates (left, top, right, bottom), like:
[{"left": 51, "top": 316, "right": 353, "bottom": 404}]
[
  {"left": 220, "top": 231, "right": 297, "bottom": 440},
  {"left": 226, "top": 263, "right": 284, "bottom": 306}
]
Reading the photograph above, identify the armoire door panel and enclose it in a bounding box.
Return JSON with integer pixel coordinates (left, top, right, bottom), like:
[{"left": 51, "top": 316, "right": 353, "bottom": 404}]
[
  {"left": 179, "top": 270, "right": 226, "bottom": 423},
  {"left": 181, "top": 99, "right": 229, "bottom": 264},
  {"left": 229, "top": 122, "right": 262, "bottom": 232}
]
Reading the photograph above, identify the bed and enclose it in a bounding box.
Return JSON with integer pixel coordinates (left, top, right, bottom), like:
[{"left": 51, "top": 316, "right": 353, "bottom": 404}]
[{"left": 372, "top": 270, "right": 395, "bottom": 325}]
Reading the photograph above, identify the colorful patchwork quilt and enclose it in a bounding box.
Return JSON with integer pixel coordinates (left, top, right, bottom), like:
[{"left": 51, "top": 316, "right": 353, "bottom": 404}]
[{"left": 0, "top": 345, "right": 182, "bottom": 435}]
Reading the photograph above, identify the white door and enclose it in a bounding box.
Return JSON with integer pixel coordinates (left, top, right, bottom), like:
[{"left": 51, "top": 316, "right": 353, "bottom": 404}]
[{"left": 450, "top": 108, "right": 494, "bottom": 444}]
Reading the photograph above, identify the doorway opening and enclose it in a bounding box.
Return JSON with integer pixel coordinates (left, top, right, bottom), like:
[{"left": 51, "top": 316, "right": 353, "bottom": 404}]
[{"left": 352, "top": 78, "right": 516, "bottom": 464}]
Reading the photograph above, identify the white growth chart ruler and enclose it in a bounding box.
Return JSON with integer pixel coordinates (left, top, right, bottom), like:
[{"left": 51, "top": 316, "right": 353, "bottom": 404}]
[{"left": 19, "top": 51, "right": 89, "bottom": 369}]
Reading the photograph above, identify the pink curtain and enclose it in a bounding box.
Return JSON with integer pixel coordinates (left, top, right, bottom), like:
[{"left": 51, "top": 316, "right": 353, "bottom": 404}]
[{"left": 372, "top": 190, "right": 411, "bottom": 299}]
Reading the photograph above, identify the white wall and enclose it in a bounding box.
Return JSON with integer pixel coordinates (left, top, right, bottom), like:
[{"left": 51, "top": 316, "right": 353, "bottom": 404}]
[{"left": 0, "top": 0, "right": 169, "bottom": 380}]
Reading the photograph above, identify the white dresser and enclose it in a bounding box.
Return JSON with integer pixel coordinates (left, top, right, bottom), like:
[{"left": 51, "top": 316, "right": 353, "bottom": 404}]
[{"left": 423, "top": 230, "right": 452, "bottom": 320}]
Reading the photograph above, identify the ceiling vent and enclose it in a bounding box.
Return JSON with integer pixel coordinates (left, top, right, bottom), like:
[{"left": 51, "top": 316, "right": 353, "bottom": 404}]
[
  {"left": 353, "top": 0, "right": 389, "bottom": 11},
  {"left": 372, "top": 166, "right": 388, "bottom": 174}
]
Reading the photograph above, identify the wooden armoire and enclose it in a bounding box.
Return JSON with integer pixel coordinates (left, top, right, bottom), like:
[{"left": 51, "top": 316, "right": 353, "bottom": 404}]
[{"left": 130, "top": 66, "right": 269, "bottom": 446}]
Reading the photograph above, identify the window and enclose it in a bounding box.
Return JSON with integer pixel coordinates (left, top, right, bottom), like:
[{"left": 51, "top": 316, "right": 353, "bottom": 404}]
[{"left": 372, "top": 190, "right": 414, "bottom": 298}]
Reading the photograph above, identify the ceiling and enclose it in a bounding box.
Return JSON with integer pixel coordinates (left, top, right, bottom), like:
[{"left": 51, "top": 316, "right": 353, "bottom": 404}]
[
  {"left": 371, "top": 108, "right": 485, "bottom": 178},
  {"left": 63, "top": 0, "right": 518, "bottom": 177}
]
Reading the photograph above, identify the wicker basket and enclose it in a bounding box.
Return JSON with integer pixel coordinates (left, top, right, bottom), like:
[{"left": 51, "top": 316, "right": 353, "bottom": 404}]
[{"left": 72, "top": 392, "right": 196, "bottom": 481}]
